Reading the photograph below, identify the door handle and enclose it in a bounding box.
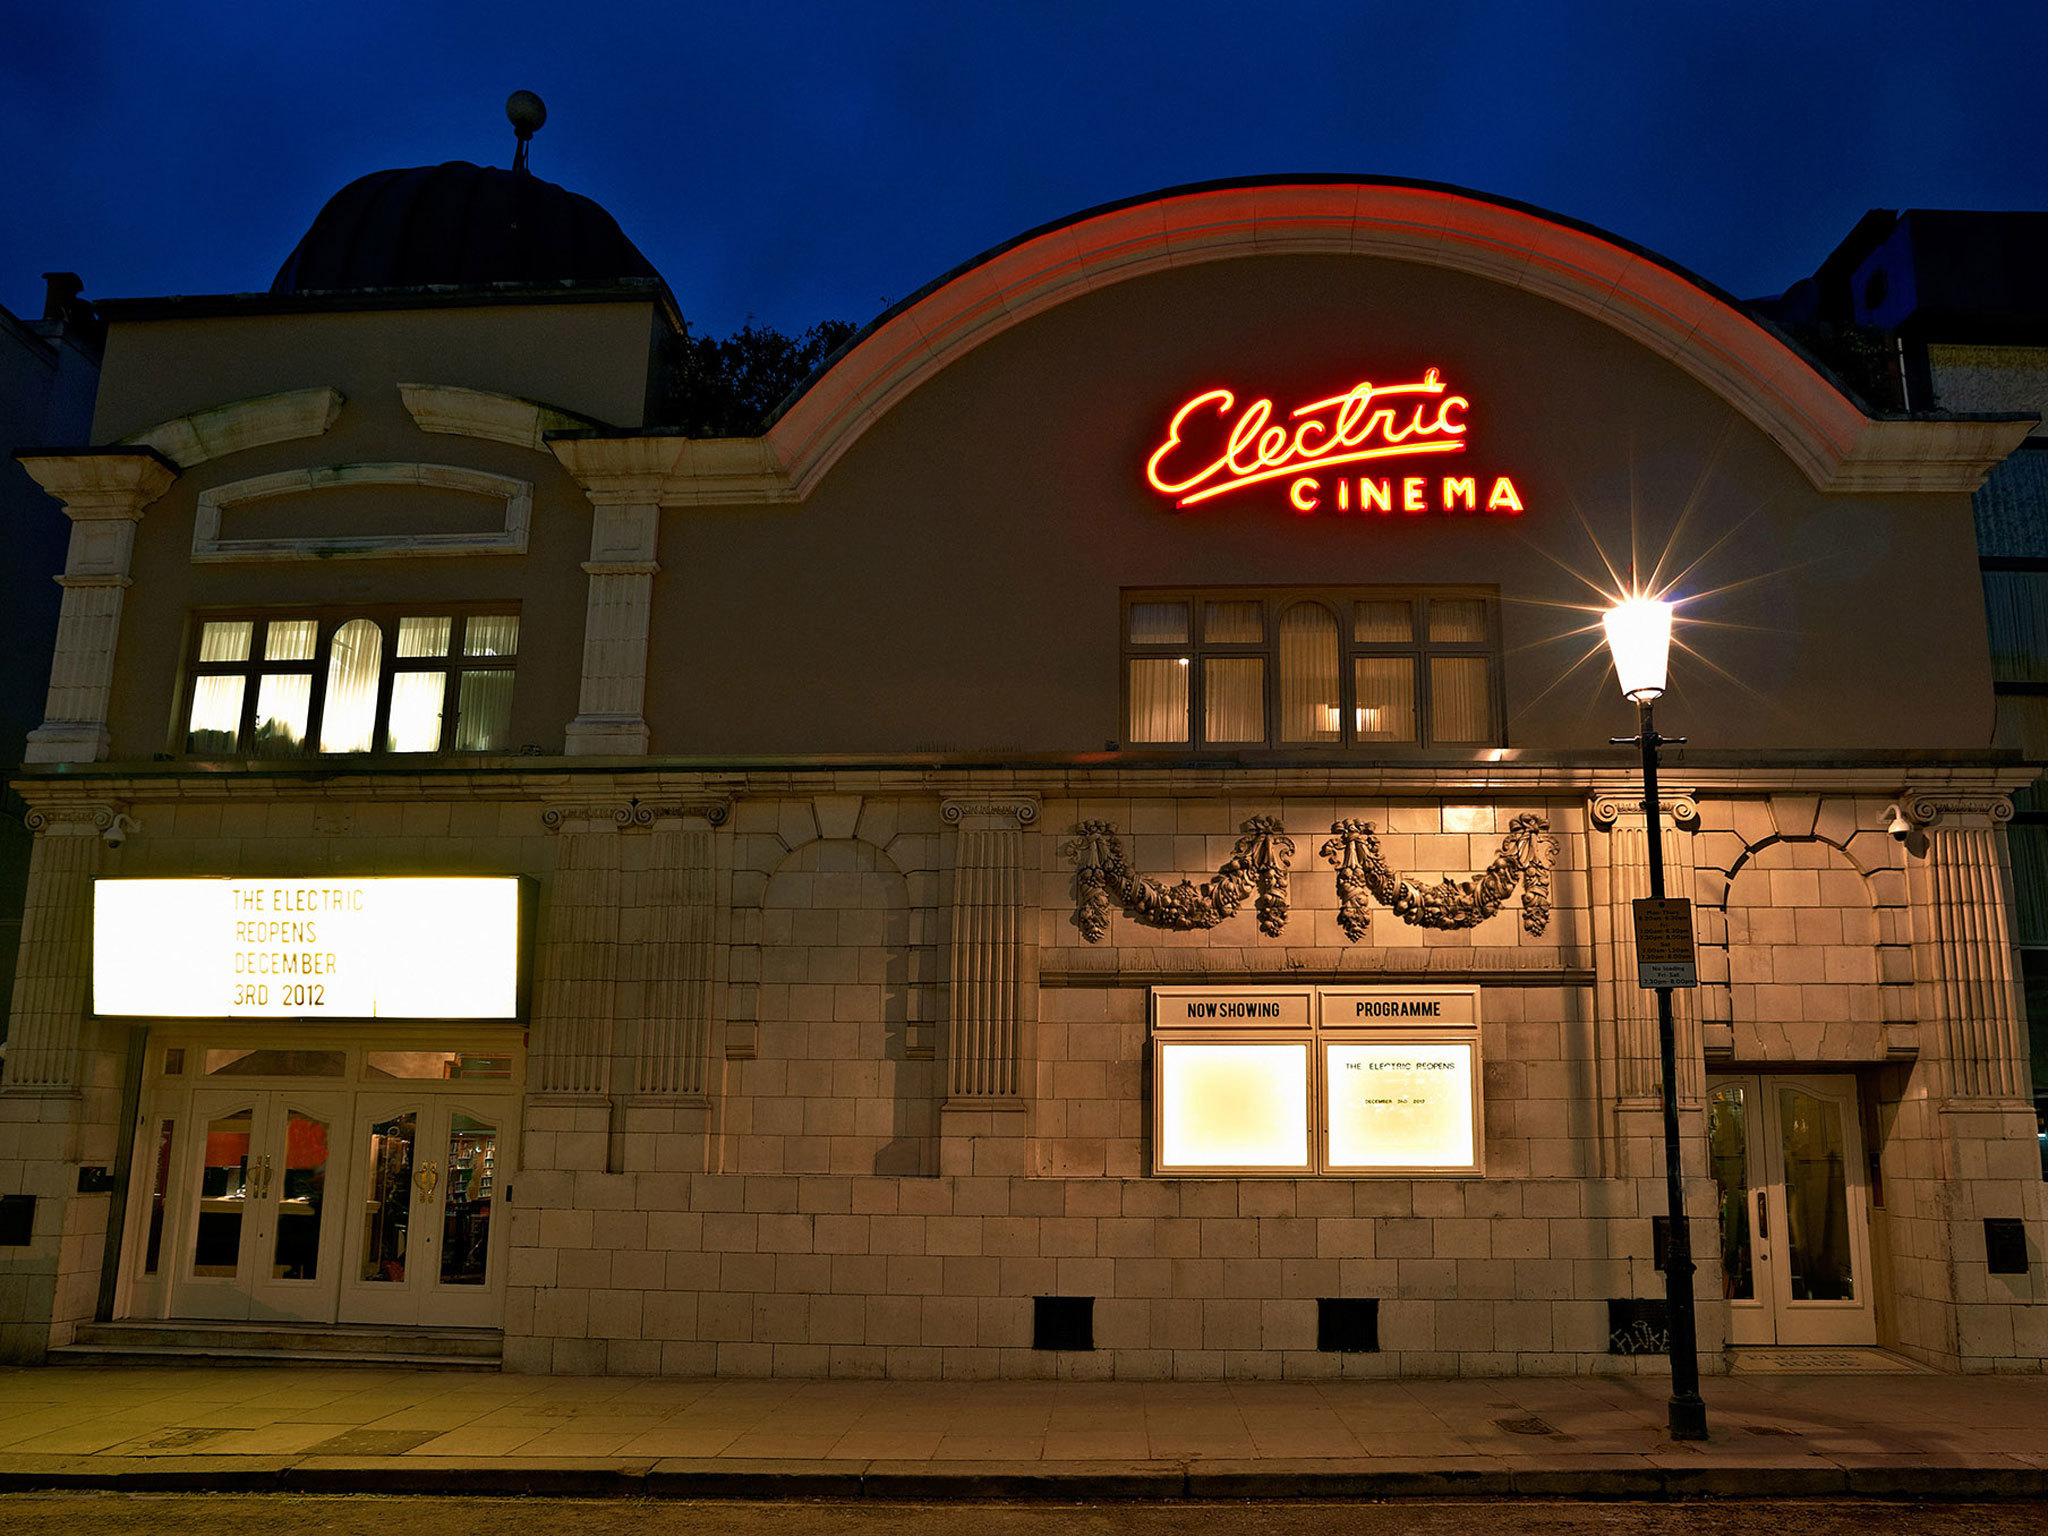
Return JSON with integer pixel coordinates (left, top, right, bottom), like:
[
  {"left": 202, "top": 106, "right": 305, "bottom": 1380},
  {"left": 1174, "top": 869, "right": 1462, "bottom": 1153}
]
[
  {"left": 1754, "top": 1188, "right": 1769, "bottom": 1243},
  {"left": 415, "top": 1161, "right": 440, "bottom": 1200}
]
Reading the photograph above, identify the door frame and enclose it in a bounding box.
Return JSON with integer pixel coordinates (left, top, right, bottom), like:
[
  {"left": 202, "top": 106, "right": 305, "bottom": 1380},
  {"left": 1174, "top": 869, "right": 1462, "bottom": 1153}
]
[{"left": 1709, "top": 1071, "right": 1877, "bottom": 1348}]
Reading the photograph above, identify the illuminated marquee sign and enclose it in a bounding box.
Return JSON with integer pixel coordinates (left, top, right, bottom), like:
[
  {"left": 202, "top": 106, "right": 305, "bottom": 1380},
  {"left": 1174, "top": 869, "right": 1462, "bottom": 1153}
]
[
  {"left": 1144, "top": 368, "right": 1524, "bottom": 516},
  {"left": 93, "top": 877, "right": 521, "bottom": 1019}
]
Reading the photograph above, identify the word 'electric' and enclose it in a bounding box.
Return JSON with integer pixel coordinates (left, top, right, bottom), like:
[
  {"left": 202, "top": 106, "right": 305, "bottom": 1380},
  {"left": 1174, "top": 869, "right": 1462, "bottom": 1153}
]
[{"left": 1145, "top": 369, "right": 1523, "bottom": 515}]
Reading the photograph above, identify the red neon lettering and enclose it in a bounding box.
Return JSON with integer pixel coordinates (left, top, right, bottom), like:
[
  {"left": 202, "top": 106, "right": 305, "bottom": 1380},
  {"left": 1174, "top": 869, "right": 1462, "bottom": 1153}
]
[
  {"left": 1442, "top": 476, "right": 1476, "bottom": 511},
  {"left": 1402, "top": 477, "right": 1427, "bottom": 512},
  {"left": 1487, "top": 476, "right": 1524, "bottom": 513},
  {"left": 1289, "top": 477, "right": 1320, "bottom": 513},
  {"left": 1146, "top": 369, "right": 1470, "bottom": 509},
  {"left": 1360, "top": 478, "right": 1392, "bottom": 513}
]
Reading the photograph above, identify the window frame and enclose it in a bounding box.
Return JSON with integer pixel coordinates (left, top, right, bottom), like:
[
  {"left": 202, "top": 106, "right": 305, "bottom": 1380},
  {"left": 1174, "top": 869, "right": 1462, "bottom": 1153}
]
[
  {"left": 1120, "top": 586, "right": 1505, "bottom": 752},
  {"left": 177, "top": 605, "right": 520, "bottom": 759}
]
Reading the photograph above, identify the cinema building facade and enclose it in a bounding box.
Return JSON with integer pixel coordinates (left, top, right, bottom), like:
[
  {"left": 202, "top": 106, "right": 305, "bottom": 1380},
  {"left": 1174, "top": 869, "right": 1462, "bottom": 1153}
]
[{"left": 5, "top": 168, "right": 2046, "bottom": 1377}]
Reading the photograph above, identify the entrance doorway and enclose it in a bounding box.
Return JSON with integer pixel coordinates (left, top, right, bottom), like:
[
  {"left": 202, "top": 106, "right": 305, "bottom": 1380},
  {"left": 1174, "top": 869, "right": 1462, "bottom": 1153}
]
[
  {"left": 124, "top": 1037, "right": 519, "bottom": 1330},
  {"left": 1707, "top": 1073, "right": 1876, "bottom": 1346}
]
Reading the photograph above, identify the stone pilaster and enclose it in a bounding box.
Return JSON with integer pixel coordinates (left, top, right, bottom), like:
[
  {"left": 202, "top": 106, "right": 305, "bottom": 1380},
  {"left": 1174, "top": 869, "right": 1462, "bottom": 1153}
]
[
  {"left": 938, "top": 795, "right": 1038, "bottom": 1174},
  {"left": 1903, "top": 793, "right": 2029, "bottom": 1104},
  {"left": 533, "top": 805, "right": 626, "bottom": 1098},
  {"left": 548, "top": 438, "right": 690, "bottom": 755},
  {"left": 15, "top": 452, "right": 177, "bottom": 763},
  {"left": 632, "top": 806, "right": 724, "bottom": 1099},
  {"left": 3, "top": 804, "right": 119, "bottom": 1091}
]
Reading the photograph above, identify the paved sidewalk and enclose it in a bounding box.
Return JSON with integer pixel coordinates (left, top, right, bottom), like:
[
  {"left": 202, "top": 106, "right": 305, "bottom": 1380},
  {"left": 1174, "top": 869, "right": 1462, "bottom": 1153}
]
[{"left": 0, "top": 1363, "right": 2046, "bottom": 1499}]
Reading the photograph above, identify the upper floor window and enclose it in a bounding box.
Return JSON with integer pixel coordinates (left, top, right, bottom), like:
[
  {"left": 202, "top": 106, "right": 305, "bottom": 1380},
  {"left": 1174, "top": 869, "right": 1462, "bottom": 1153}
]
[
  {"left": 183, "top": 609, "right": 519, "bottom": 757},
  {"left": 1122, "top": 588, "right": 1501, "bottom": 750}
]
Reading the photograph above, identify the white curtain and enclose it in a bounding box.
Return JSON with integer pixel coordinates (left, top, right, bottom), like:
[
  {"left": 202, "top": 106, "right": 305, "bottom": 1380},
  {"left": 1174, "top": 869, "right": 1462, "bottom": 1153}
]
[
  {"left": 397, "top": 615, "right": 452, "bottom": 658},
  {"left": 1352, "top": 657, "right": 1416, "bottom": 742},
  {"left": 1278, "top": 603, "right": 1339, "bottom": 742},
  {"left": 463, "top": 614, "right": 521, "bottom": 658},
  {"left": 1429, "top": 656, "right": 1491, "bottom": 742},
  {"left": 320, "top": 619, "right": 383, "bottom": 753},
  {"left": 198, "top": 620, "right": 251, "bottom": 664},
  {"left": 386, "top": 673, "right": 447, "bottom": 752},
  {"left": 185, "top": 676, "right": 245, "bottom": 753},
  {"left": 1128, "top": 658, "right": 1189, "bottom": 743},
  {"left": 1427, "top": 598, "right": 1488, "bottom": 643},
  {"left": 1353, "top": 600, "right": 1412, "bottom": 643},
  {"left": 253, "top": 674, "right": 311, "bottom": 754},
  {"left": 262, "top": 619, "right": 316, "bottom": 662},
  {"left": 1203, "top": 601, "right": 1262, "bottom": 644},
  {"left": 1203, "top": 657, "right": 1264, "bottom": 742},
  {"left": 456, "top": 672, "right": 515, "bottom": 751},
  {"left": 1128, "top": 602, "right": 1189, "bottom": 645}
]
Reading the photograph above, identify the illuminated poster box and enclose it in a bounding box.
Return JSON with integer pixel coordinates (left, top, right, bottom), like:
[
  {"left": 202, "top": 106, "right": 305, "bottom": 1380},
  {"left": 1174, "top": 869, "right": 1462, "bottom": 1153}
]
[
  {"left": 94, "top": 877, "right": 521, "bottom": 1019},
  {"left": 1151, "top": 985, "right": 1480, "bottom": 1175},
  {"left": 1324, "top": 1041, "right": 1478, "bottom": 1172},
  {"left": 1156, "top": 1040, "right": 1311, "bottom": 1172}
]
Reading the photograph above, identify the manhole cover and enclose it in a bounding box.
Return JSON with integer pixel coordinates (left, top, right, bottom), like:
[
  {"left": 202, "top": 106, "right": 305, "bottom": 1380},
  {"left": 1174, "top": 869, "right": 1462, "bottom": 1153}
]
[{"left": 1494, "top": 1417, "right": 1558, "bottom": 1436}]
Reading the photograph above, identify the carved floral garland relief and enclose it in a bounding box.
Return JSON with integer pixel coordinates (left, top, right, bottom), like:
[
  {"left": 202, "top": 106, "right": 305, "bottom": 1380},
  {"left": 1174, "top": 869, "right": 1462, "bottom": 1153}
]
[{"left": 1061, "top": 814, "right": 1555, "bottom": 943}]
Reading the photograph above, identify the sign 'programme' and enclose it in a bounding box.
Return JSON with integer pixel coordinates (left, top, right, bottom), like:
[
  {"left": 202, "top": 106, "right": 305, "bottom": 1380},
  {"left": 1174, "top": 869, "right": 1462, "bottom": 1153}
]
[{"left": 94, "top": 877, "right": 520, "bottom": 1019}]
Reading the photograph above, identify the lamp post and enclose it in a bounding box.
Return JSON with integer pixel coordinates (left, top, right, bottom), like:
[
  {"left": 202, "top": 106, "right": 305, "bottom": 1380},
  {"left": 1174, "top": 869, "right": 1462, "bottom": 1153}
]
[{"left": 1602, "top": 596, "right": 1709, "bottom": 1443}]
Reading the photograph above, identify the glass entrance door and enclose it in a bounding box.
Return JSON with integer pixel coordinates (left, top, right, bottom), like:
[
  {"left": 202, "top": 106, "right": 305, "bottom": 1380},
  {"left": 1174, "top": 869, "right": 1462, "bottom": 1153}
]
[
  {"left": 338, "top": 1096, "right": 507, "bottom": 1327},
  {"left": 1707, "top": 1073, "right": 1876, "bottom": 1347},
  {"left": 167, "top": 1089, "right": 347, "bottom": 1322}
]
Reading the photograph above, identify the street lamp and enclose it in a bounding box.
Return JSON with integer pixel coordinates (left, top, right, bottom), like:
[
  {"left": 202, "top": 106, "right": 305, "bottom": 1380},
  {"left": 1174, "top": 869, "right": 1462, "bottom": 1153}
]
[{"left": 1602, "top": 595, "right": 1710, "bottom": 1443}]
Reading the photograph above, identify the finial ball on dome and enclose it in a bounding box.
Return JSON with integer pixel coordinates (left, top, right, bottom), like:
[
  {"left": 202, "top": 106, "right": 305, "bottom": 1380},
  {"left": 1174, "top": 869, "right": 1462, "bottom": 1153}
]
[{"left": 506, "top": 90, "right": 547, "bottom": 138}]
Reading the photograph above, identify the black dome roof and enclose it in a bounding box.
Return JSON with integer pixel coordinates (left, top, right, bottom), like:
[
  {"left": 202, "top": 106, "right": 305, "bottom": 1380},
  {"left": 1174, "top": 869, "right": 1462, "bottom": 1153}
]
[{"left": 271, "top": 161, "right": 662, "bottom": 294}]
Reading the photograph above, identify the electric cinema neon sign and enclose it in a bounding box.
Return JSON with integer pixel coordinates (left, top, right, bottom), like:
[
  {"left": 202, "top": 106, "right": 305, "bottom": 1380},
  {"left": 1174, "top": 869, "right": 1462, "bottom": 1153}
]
[{"left": 1144, "top": 368, "right": 1525, "bottom": 516}]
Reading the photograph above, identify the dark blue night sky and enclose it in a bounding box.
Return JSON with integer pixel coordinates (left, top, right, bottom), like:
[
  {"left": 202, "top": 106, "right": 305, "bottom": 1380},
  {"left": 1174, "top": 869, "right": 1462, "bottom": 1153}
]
[{"left": 6, "top": 0, "right": 2047, "bottom": 337}]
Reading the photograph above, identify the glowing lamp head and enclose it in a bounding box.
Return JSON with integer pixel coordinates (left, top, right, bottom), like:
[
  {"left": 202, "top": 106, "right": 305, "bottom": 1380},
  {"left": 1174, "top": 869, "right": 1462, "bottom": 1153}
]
[{"left": 1602, "top": 597, "right": 1674, "bottom": 704}]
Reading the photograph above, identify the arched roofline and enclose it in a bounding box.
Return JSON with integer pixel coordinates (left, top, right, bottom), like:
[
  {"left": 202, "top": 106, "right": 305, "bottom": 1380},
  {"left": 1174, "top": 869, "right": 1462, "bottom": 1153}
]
[{"left": 759, "top": 176, "right": 2034, "bottom": 498}]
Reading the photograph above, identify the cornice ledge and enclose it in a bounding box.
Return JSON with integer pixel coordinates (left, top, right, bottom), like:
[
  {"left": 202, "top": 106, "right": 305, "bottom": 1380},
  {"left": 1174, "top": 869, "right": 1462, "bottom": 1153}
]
[
  {"left": 1822, "top": 415, "right": 2041, "bottom": 494},
  {"left": 15, "top": 450, "right": 179, "bottom": 513},
  {"left": 400, "top": 383, "right": 602, "bottom": 452},
  {"left": 119, "top": 387, "right": 343, "bottom": 469}
]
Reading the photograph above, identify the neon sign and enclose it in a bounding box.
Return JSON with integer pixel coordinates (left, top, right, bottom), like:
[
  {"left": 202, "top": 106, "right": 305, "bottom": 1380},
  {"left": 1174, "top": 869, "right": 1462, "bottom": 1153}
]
[{"left": 1144, "top": 368, "right": 1524, "bottom": 516}]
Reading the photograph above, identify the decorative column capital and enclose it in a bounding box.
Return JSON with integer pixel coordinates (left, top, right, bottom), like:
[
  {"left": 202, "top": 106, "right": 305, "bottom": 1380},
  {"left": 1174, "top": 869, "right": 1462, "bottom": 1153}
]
[
  {"left": 941, "top": 795, "right": 1040, "bottom": 831},
  {"left": 16, "top": 449, "right": 178, "bottom": 519},
  {"left": 1895, "top": 792, "right": 2013, "bottom": 831},
  {"left": 1589, "top": 789, "right": 1699, "bottom": 829},
  {"left": 542, "top": 797, "right": 730, "bottom": 832},
  {"left": 22, "top": 800, "right": 133, "bottom": 837}
]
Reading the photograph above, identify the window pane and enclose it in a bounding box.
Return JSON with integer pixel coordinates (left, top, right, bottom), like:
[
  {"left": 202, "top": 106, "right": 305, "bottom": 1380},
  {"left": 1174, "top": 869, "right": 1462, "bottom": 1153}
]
[
  {"left": 252, "top": 673, "right": 311, "bottom": 755},
  {"left": 263, "top": 619, "right": 317, "bottom": 662},
  {"left": 441, "top": 1114, "right": 497, "bottom": 1286},
  {"left": 455, "top": 670, "right": 514, "bottom": 751},
  {"left": 365, "top": 1051, "right": 512, "bottom": 1080},
  {"left": 1354, "top": 600, "right": 1413, "bottom": 643},
  {"left": 397, "top": 616, "right": 452, "bottom": 658},
  {"left": 1278, "top": 603, "right": 1340, "bottom": 743},
  {"left": 1128, "top": 602, "right": 1189, "bottom": 645},
  {"left": 386, "top": 672, "right": 447, "bottom": 752},
  {"left": 1428, "top": 598, "right": 1488, "bottom": 642},
  {"left": 1203, "top": 600, "right": 1263, "bottom": 644},
  {"left": 320, "top": 619, "right": 383, "bottom": 753},
  {"left": 198, "top": 620, "right": 252, "bottom": 664},
  {"left": 272, "top": 1112, "right": 330, "bottom": 1281},
  {"left": 1429, "top": 656, "right": 1492, "bottom": 742},
  {"left": 1128, "top": 657, "right": 1189, "bottom": 743},
  {"left": 187, "top": 675, "right": 245, "bottom": 753},
  {"left": 1203, "top": 656, "right": 1265, "bottom": 743},
  {"left": 143, "top": 1119, "right": 175, "bottom": 1276},
  {"left": 361, "top": 1112, "right": 415, "bottom": 1283},
  {"left": 193, "top": 1110, "right": 251, "bottom": 1278},
  {"left": 463, "top": 614, "right": 520, "bottom": 657},
  {"left": 1353, "top": 657, "right": 1417, "bottom": 742}
]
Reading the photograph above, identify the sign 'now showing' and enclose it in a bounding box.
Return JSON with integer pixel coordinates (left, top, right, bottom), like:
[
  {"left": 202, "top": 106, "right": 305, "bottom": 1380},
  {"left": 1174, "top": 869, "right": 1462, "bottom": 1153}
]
[{"left": 94, "top": 878, "right": 521, "bottom": 1019}]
